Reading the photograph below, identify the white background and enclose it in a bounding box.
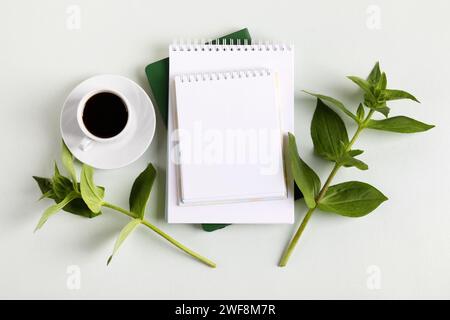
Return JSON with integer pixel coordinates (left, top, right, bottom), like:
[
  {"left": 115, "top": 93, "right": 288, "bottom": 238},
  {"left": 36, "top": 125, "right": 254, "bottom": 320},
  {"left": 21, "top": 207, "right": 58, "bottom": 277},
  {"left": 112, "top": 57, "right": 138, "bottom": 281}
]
[{"left": 0, "top": 0, "right": 448, "bottom": 299}]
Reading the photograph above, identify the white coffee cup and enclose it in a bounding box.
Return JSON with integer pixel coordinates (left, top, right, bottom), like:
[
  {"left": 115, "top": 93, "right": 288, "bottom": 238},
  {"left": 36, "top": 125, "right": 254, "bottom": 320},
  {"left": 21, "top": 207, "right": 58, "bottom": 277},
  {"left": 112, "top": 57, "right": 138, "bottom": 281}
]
[{"left": 76, "top": 89, "right": 132, "bottom": 151}]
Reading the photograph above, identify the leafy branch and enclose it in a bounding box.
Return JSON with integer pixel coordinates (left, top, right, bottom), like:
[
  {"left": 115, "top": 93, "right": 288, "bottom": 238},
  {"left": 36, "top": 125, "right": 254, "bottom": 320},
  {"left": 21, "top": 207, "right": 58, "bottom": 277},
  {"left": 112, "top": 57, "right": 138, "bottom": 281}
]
[
  {"left": 33, "top": 142, "right": 216, "bottom": 268},
  {"left": 279, "top": 62, "right": 434, "bottom": 267}
]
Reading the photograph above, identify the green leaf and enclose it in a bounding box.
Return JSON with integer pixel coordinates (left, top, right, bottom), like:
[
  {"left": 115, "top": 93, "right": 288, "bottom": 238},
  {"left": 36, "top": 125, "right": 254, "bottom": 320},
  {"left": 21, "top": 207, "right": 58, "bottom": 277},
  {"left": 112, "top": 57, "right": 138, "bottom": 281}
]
[
  {"left": 374, "top": 103, "right": 390, "bottom": 117},
  {"left": 33, "top": 176, "right": 53, "bottom": 199},
  {"left": 34, "top": 191, "right": 78, "bottom": 231},
  {"left": 364, "top": 97, "right": 390, "bottom": 117},
  {"left": 294, "top": 183, "right": 304, "bottom": 200},
  {"left": 38, "top": 190, "right": 54, "bottom": 201},
  {"left": 383, "top": 89, "right": 420, "bottom": 103},
  {"left": 356, "top": 103, "right": 365, "bottom": 121},
  {"left": 129, "top": 163, "right": 157, "bottom": 219},
  {"left": 377, "top": 72, "right": 387, "bottom": 90},
  {"left": 303, "top": 91, "right": 357, "bottom": 121},
  {"left": 288, "top": 132, "right": 321, "bottom": 208},
  {"left": 80, "top": 164, "right": 104, "bottom": 213},
  {"left": 363, "top": 92, "right": 376, "bottom": 107},
  {"left": 52, "top": 163, "right": 73, "bottom": 200},
  {"left": 318, "top": 181, "right": 388, "bottom": 217},
  {"left": 311, "top": 99, "right": 349, "bottom": 161},
  {"left": 347, "top": 76, "right": 373, "bottom": 94},
  {"left": 339, "top": 155, "right": 368, "bottom": 170},
  {"left": 348, "top": 149, "right": 364, "bottom": 157},
  {"left": 337, "top": 147, "right": 367, "bottom": 170},
  {"left": 64, "top": 187, "right": 104, "bottom": 218},
  {"left": 366, "top": 116, "right": 434, "bottom": 133},
  {"left": 202, "top": 224, "right": 229, "bottom": 232},
  {"left": 33, "top": 176, "right": 103, "bottom": 218},
  {"left": 367, "top": 62, "right": 381, "bottom": 85},
  {"left": 107, "top": 219, "right": 141, "bottom": 265},
  {"left": 61, "top": 140, "right": 78, "bottom": 192}
]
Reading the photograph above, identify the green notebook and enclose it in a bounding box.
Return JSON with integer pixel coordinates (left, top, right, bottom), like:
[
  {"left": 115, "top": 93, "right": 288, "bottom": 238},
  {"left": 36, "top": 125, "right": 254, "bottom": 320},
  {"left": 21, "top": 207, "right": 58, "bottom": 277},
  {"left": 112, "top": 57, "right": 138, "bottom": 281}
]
[{"left": 145, "top": 28, "right": 252, "bottom": 126}]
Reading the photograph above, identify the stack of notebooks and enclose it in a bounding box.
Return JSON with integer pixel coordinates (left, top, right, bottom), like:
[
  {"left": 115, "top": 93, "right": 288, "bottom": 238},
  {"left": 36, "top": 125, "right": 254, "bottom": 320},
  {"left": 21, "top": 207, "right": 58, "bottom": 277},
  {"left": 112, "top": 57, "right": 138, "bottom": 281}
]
[{"left": 146, "top": 30, "right": 294, "bottom": 224}]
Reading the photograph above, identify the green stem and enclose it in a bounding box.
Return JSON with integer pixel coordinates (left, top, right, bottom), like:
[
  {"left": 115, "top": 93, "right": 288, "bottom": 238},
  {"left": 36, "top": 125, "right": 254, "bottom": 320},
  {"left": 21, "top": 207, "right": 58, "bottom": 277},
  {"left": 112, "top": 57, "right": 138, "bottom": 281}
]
[
  {"left": 347, "top": 126, "right": 363, "bottom": 150},
  {"left": 103, "top": 202, "right": 136, "bottom": 218},
  {"left": 279, "top": 207, "right": 314, "bottom": 267},
  {"left": 279, "top": 163, "right": 339, "bottom": 267},
  {"left": 316, "top": 163, "right": 341, "bottom": 203},
  {"left": 279, "top": 110, "right": 375, "bottom": 267},
  {"left": 140, "top": 220, "right": 216, "bottom": 268},
  {"left": 102, "top": 202, "right": 216, "bottom": 268}
]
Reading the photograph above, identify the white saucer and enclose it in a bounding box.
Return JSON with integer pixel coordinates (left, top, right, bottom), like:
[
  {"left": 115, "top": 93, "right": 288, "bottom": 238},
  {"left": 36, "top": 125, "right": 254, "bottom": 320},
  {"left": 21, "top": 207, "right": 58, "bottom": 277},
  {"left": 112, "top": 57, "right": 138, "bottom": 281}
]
[{"left": 60, "top": 74, "right": 156, "bottom": 169}]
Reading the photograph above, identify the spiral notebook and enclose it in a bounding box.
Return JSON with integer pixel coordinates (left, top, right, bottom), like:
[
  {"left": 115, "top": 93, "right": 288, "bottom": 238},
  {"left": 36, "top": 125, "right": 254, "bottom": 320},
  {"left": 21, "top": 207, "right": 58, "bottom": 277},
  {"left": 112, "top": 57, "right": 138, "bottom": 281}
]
[
  {"left": 167, "top": 41, "right": 294, "bottom": 223},
  {"left": 174, "top": 69, "right": 287, "bottom": 205}
]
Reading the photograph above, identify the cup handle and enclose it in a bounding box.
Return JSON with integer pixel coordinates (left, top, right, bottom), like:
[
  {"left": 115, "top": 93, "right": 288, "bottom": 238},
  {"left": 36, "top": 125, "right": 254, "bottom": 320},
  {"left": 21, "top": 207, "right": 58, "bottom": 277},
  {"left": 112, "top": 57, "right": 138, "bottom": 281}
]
[{"left": 79, "top": 137, "right": 94, "bottom": 151}]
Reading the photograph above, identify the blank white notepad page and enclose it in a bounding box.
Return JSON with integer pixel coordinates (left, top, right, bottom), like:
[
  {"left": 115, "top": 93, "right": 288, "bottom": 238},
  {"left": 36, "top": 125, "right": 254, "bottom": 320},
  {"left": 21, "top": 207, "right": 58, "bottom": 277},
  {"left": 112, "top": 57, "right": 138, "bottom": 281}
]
[{"left": 174, "top": 70, "right": 286, "bottom": 205}]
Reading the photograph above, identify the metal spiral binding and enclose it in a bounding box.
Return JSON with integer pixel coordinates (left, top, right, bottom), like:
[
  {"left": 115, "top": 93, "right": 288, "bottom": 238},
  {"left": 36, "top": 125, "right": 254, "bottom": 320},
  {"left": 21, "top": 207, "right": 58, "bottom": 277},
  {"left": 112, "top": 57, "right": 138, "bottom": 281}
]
[
  {"left": 175, "top": 69, "right": 272, "bottom": 83},
  {"left": 170, "top": 39, "right": 293, "bottom": 52}
]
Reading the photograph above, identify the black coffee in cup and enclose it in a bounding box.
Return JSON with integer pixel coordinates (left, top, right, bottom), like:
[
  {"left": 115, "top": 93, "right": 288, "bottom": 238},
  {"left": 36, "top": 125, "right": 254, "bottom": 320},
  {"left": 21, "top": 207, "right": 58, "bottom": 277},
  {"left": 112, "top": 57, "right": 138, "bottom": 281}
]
[{"left": 82, "top": 92, "right": 129, "bottom": 139}]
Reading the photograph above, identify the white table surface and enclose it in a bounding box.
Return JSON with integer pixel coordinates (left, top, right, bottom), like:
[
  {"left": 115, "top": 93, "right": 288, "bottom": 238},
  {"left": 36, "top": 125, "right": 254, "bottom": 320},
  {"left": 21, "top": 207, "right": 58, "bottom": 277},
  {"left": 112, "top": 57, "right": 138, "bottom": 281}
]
[{"left": 0, "top": 0, "right": 449, "bottom": 299}]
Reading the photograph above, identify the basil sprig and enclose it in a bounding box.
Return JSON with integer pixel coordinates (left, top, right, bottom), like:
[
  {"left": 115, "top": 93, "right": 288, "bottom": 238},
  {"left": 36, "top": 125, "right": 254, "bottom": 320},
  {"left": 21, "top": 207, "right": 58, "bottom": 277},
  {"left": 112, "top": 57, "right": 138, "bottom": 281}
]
[
  {"left": 279, "top": 62, "right": 434, "bottom": 267},
  {"left": 33, "top": 142, "right": 216, "bottom": 268}
]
